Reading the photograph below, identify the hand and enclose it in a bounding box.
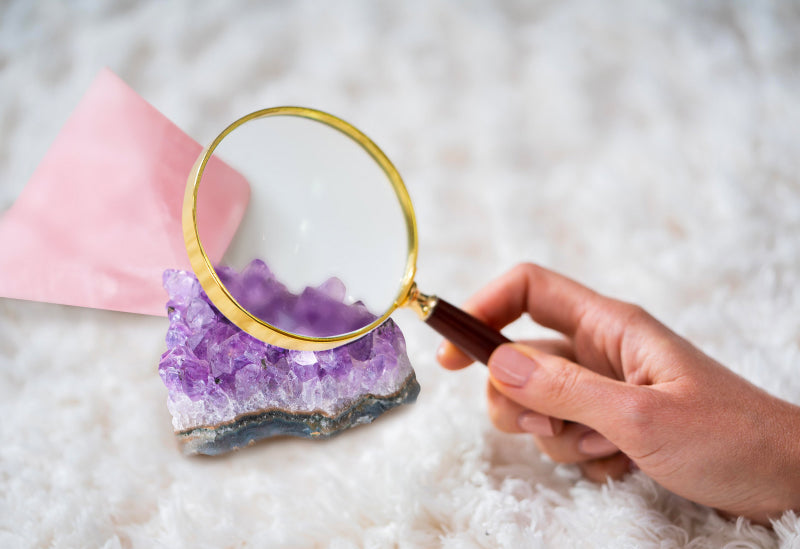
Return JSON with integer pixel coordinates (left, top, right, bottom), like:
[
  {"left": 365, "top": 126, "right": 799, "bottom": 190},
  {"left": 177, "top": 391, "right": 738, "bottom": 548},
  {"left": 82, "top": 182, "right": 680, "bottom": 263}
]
[{"left": 437, "top": 263, "right": 800, "bottom": 523}]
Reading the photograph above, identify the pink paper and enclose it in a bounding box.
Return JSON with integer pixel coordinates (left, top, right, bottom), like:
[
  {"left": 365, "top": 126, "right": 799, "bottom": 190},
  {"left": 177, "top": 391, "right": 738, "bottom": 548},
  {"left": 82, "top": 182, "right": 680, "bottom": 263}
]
[{"left": 0, "top": 68, "right": 250, "bottom": 316}]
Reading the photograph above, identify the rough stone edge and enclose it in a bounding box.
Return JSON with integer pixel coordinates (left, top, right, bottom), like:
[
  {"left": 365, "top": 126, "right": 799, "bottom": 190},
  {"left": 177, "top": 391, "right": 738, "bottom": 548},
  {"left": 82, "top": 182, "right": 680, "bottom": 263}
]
[{"left": 177, "top": 371, "right": 421, "bottom": 456}]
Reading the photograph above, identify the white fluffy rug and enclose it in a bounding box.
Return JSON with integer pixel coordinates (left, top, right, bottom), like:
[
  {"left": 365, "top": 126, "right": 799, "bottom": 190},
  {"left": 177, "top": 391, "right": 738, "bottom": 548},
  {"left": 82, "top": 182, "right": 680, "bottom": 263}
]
[{"left": 2, "top": 1, "right": 800, "bottom": 547}]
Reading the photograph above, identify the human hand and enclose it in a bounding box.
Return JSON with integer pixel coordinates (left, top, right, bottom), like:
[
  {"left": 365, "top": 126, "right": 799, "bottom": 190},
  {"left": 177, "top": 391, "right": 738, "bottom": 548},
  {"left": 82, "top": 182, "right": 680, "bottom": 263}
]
[{"left": 437, "top": 263, "right": 800, "bottom": 523}]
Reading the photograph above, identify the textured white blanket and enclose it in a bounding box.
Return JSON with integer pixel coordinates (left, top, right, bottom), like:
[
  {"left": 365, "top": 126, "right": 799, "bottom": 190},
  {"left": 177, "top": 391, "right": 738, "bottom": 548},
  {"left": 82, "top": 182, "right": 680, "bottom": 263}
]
[{"left": 2, "top": 1, "right": 800, "bottom": 547}]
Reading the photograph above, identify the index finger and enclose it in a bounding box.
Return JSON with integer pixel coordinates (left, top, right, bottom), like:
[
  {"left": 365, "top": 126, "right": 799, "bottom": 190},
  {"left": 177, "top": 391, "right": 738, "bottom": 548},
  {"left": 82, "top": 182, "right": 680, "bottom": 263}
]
[
  {"left": 469, "top": 263, "right": 598, "bottom": 335},
  {"left": 437, "top": 263, "right": 602, "bottom": 370}
]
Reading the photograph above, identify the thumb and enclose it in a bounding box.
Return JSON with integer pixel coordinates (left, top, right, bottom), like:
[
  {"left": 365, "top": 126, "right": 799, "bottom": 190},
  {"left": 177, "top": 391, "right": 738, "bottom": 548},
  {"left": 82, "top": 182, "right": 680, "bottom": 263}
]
[{"left": 488, "top": 343, "right": 634, "bottom": 436}]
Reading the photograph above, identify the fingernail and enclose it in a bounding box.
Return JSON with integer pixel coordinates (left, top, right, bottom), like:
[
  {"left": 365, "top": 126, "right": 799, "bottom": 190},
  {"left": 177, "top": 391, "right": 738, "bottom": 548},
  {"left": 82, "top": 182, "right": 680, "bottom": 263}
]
[
  {"left": 578, "top": 431, "right": 618, "bottom": 457},
  {"left": 517, "top": 411, "right": 556, "bottom": 436},
  {"left": 489, "top": 345, "right": 536, "bottom": 387}
]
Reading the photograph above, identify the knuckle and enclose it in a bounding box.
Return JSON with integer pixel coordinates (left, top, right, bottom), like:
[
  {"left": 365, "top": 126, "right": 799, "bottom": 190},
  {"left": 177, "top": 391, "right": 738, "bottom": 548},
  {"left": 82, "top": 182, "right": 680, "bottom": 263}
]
[
  {"left": 486, "top": 385, "right": 516, "bottom": 432},
  {"left": 486, "top": 389, "right": 503, "bottom": 422},
  {"left": 488, "top": 410, "right": 509, "bottom": 432},
  {"left": 491, "top": 413, "right": 519, "bottom": 434},
  {"left": 579, "top": 462, "right": 609, "bottom": 482},
  {"left": 513, "top": 261, "right": 540, "bottom": 274},
  {"left": 513, "top": 262, "right": 544, "bottom": 284},
  {"left": 619, "top": 302, "right": 654, "bottom": 326},
  {"left": 533, "top": 438, "right": 579, "bottom": 464},
  {"left": 486, "top": 404, "right": 506, "bottom": 432}
]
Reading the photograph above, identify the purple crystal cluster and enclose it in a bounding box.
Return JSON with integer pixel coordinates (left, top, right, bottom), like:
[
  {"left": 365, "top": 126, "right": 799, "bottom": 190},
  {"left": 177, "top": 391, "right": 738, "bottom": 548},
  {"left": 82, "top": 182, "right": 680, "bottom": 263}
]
[
  {"left": 216, "top": 260, "right": 377, "bottom": 337},
  {"left": 158, "top": 261, "right": 418, "bottom": 455}
]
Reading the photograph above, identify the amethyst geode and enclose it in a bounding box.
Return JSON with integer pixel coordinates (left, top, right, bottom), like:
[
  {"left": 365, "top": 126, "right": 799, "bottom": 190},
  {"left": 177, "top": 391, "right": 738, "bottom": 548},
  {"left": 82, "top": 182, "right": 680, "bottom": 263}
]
[{"left": 158, "top": 262, "right": 419, "bottom": 455}]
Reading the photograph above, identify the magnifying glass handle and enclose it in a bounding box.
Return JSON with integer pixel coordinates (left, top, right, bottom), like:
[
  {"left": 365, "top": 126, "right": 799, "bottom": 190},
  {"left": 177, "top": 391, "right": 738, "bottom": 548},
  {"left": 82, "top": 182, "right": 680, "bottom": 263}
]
[{"left": 424, "top": 297, "right": 511, "bottom": 365}]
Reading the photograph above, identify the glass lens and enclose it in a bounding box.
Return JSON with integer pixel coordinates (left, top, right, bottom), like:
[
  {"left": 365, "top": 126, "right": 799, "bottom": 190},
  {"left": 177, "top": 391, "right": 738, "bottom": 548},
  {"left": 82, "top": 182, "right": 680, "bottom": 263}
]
[{"left": 195, "top": 113, "right": 409, "bottom": 339}]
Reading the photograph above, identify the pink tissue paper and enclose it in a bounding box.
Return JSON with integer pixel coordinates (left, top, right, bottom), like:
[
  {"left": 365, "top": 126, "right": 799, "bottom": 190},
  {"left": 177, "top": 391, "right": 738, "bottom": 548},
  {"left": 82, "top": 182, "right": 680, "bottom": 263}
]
[{"left": 0, "top": 69, "right": 250, "bottom": 316}]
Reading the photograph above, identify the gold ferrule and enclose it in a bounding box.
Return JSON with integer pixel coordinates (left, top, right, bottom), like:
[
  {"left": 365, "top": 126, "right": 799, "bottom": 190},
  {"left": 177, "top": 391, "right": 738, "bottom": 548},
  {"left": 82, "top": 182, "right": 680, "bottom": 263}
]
[{"left": 406, "top": 283, "right": 438, "bottom": 321}]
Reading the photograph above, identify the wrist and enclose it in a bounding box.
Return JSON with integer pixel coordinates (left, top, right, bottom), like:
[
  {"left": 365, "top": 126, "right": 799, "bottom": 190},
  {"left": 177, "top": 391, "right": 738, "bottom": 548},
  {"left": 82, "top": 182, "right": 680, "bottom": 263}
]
[
  {"left": 785, "top": 403, "right": 800, "bottom": 514},
  {"left": 733, "top": 398, "right": 800, "bottom": 524},
  {"left": 766, "top": 400, "right": 800, "bottom": 520}
]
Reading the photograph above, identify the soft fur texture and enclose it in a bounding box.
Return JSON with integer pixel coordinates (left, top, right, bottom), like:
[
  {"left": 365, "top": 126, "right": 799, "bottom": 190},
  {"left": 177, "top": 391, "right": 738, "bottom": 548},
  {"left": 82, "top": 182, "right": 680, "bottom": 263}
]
[{"left": 2, "top": 1, "right": 800, "bottom": 547}]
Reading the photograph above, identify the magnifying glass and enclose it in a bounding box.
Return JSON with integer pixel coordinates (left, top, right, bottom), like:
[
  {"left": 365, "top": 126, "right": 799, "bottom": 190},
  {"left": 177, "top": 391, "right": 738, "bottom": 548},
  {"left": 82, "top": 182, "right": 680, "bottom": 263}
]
[{"left": 183, "top": 107, "right": 509, "bottom": 365}]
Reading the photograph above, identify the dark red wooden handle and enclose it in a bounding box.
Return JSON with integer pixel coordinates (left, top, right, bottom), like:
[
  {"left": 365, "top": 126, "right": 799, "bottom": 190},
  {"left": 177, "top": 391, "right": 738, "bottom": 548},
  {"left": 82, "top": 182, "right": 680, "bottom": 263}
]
[{"left": 424, "top": 297, "right": 511, "bottom": 365}]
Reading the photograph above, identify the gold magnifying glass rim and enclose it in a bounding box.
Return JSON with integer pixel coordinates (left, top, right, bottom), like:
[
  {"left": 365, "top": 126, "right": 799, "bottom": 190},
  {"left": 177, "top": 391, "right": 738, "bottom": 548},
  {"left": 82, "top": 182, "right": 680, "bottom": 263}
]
[{"left": 183, "top": 106, "right": 418, "bottom": 351}]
